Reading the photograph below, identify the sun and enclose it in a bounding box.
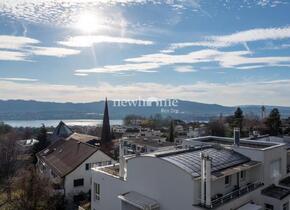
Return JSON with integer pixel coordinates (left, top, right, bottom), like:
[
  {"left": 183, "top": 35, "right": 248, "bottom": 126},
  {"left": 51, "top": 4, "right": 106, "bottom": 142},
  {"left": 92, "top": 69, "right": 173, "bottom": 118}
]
[{"left": 75, "top": 12, "right": 102, "bottom": 34}]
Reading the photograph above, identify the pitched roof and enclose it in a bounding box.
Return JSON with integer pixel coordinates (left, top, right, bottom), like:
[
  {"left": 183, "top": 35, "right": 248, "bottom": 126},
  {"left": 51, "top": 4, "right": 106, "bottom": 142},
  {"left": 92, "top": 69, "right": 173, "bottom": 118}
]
[
  {"left": 52, "top": 121, "right": 73, "bottom": 138},
  {"left": 67, "top": 132, "right": 100, "bottom": 143},
  {"left": 37, "top": 139, "right": 98, "bottom": 177},
  {"left": 155, "top": 146, "right": 251, "bottom": 177}
]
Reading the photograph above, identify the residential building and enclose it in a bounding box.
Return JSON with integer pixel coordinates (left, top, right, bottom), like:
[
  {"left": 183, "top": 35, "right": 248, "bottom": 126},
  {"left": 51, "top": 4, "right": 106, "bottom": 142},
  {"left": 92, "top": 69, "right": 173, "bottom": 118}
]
[
  {"left": 91, "top": 131, "right": 290, "bottom": 210},
  {"left": 37, "top": 138, "right": 114, "bottom": 201}
]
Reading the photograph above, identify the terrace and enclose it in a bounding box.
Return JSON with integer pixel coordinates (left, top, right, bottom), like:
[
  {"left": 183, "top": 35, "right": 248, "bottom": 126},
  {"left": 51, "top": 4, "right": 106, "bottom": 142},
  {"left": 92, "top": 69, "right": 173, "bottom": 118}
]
[{"left": 199, "top": 181, "right": 264, "bottom": 209}]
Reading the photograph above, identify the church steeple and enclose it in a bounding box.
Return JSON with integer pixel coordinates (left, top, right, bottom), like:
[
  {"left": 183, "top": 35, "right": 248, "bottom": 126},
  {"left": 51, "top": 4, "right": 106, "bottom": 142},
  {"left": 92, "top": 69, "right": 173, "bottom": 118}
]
[{"left": 101, "top": 98, "right": 112, "bottom": 145}]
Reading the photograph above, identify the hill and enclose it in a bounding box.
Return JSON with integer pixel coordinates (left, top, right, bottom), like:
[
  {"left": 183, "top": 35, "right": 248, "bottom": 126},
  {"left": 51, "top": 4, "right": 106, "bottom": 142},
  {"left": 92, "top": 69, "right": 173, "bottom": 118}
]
[{"left": 0, "top": 99, "right": 289, "bottom": 121}]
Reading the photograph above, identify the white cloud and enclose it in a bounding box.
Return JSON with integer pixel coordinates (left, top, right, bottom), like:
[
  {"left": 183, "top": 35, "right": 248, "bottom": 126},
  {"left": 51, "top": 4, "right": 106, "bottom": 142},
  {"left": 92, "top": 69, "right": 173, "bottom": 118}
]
[
  {"left": 169, "top": 26, "right": 290, "bottom": 50},
  {"left": 125, "top": 49, "right": 223, "bottom": 64},
  {"left": 0, "top": 35, "right": 39, "bottom": 50},
  {"left": 0, "top": 35, "right": 81, "bottom": 61},
  {"left": 74, "top": 73, "right": 89, "bottom": 76},
  {"left": 30, "top": 46, "right": 81, "bottom": 57},
  {"left": 1, "top": 79, "right": 290, "bottom": 106},
  {"left": 0, "top": 50, "right": 29, "bottom": 61},
  {"left": 174, "top": 65, "right": 197, "bottom": 72},
  {"left": 75, "top": 63, "right": 160, "bottom": 73},
  {"left": 0, "top": 0, "right": 200, "bottom": 25},
  {"left": 0, "top": 77, "right": 38, "bottom": 82},
  {"left": 59, "top": 35, "right": 154, "bottom": 47},
  {"left": 76, "top": 48, "right": 290, "bottom": 74}
]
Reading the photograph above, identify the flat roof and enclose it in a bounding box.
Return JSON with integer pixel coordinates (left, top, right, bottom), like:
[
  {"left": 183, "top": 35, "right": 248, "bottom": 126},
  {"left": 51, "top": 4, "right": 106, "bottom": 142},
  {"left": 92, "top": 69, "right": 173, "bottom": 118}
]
[
  {"left": 279, "top": 176, "right": 290, "bottom": 188},
  {"left": 152, "top": 146, "right": 252, "bottom": 178},
  {"left": 261, "top": 184, "right": 290, "bottom": 200},
  {"left": 184, "top": 136, "right": 283, "bottom": 150},
  {"left": 118, "top": 191, "right": 159, "bottom": 210}
]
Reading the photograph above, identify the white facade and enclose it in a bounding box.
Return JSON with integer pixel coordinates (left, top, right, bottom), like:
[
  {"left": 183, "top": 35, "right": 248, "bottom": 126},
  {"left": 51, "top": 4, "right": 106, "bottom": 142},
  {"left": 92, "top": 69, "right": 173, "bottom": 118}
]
[
  {"left": 91, "top": 135, "right": 290, "bottom": 210},
  {"left": 64, "top": 150, "right": 115, "bottom": 199},
  {"left": 39, "top": 150, "right": 115, "bottom": 201},
  {"left": 91, "top": 152, "right": 262, "bottom": 209}
]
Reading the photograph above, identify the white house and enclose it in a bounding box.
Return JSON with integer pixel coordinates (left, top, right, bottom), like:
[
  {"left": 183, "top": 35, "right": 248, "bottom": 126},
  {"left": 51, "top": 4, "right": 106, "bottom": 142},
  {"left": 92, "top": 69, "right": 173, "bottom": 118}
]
[
  {"left": 36, "top": 138, "right": 115, "bottom": 201},
  {"left": 91, "top": 131, "right": 290, "bottom": 210}
]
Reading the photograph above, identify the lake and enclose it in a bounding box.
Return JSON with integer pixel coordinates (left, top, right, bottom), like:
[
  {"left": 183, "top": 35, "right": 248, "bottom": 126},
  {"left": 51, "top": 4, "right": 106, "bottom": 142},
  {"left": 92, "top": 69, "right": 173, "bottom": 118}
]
[{"left": 3, "top": 119, "right": 123, "bottom": 127}]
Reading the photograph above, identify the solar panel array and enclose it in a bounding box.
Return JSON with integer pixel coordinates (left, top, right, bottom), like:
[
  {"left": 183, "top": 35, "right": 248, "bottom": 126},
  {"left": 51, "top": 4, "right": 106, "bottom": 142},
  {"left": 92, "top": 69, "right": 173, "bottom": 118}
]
[{"left": 161, "top": 147, "right": 250, "bottom": 177}]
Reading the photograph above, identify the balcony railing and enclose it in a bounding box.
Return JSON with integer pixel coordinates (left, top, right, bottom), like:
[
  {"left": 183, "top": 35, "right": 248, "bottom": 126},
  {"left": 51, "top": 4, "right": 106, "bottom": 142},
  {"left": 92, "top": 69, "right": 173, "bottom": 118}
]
[{"left": 199, "top": 181, "right": 264, "bottom": 209}]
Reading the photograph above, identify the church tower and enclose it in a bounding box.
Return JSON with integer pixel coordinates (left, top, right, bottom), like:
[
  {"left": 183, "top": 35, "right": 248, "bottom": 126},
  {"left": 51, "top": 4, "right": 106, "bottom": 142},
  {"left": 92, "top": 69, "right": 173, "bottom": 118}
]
[{"left": 101, "top": 98, "right": 112, "bottom": 146}]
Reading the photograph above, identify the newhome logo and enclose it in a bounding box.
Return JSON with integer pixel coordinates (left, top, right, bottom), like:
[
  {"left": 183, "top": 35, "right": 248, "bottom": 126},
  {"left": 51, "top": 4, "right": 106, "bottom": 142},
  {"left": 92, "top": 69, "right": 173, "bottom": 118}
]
[{"left": 112, "top": 97, "right": 179, "bottom": 108}]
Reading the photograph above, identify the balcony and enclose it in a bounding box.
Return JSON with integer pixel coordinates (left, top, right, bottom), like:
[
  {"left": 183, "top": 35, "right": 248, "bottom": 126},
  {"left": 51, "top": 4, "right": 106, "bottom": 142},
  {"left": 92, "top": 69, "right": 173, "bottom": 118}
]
[{"left": 199, "top": 181, "right": 264, "bottom": 209}]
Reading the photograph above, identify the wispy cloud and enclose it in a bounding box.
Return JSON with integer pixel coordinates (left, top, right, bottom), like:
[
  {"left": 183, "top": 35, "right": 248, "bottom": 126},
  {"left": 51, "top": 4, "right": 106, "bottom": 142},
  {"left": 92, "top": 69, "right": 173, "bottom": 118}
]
[
  {"left": 0, "top": 77, "right": 38, "bottom": 82},
  {"left": 76, "top": 48, "right": 290, "bottom": 74},
  {"left": 1, "top": 79, "right": 290, "bottom": 106},
  {"left": 75, "top": 63, "right": 160, "bottom": 74},
  {"left": 168, "top": 26, "right": 290, "bottom": 51},
  {"left": 0, "top": 35, "right": 81, "bottom": 61},
  {"left": 0, "top": 35, "right": 39, "bottom": 50},
  {"left": 74, "top": 73, "right": 89, "bottom": 76},
  {"left": 174, "top": 65, "right": 197, "bottom": 73},
  {"left": 0, "top": 50, "right": 29, "bottom": 61},
  {"left": 30, "top": 46, "right": 80, "bottom": 57},
  {"left": 59, "top": 35, "right": 154, "bottom": 47},
  {"left": 0, "top": 0, "right": 200, "bottom": 25}
]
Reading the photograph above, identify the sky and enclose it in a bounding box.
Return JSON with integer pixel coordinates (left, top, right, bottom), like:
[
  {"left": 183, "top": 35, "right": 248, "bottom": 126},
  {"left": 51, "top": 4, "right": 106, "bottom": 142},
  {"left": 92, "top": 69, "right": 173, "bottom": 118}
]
[{"left": 0, "top": 0, "right": 290, "bottom": 106}]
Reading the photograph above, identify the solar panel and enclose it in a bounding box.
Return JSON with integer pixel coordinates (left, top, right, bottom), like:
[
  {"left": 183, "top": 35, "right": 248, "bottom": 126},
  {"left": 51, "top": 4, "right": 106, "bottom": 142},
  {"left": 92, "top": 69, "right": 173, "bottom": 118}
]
[{"left": 161, "top": 147, "right": 250, "bottom": 177}]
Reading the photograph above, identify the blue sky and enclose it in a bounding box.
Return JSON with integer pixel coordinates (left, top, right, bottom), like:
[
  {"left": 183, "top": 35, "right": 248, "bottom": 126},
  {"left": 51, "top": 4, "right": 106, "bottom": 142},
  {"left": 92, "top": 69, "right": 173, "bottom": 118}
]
[{"left": 0, "top": 0, "right": 290, "bottom": 106}]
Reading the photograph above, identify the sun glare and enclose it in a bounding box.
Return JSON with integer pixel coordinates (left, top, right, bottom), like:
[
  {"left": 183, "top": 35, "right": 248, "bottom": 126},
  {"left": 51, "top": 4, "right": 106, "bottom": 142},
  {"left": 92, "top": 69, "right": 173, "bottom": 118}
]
[{"left": 75, "top": 12, "right": 102, "bottom": 34}]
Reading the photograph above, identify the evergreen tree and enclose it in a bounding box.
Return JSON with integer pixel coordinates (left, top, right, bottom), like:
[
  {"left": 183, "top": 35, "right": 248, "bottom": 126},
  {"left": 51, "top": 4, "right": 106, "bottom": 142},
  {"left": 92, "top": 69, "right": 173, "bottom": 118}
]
[
  {"left": 265, "top": 108, "right": 282, "bottom": 136},
  {"left": 32, "top": 124, "right": 48, "bottom": 164},
  {"left": 167, "top": 120, "right": 175, "bottom": 143},
  {"left": 37, "top": 124, "right": 48, "bottom": 150},
  {"left": 233, "top": 107, "right": 244, "bottom": 131}
]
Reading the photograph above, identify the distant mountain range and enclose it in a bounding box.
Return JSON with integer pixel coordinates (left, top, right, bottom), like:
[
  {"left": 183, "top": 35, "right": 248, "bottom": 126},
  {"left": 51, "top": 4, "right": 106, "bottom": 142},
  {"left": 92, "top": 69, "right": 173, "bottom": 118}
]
[{"left": 0, "top": 99, "right": 290, "bottom": 121}]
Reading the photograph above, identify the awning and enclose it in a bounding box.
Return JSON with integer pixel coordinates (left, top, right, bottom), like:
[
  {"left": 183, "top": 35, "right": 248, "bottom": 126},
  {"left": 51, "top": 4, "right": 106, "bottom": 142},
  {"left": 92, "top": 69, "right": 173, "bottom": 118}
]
[{"left": 118, "top": 191, "right": 159, "bottom": 210}]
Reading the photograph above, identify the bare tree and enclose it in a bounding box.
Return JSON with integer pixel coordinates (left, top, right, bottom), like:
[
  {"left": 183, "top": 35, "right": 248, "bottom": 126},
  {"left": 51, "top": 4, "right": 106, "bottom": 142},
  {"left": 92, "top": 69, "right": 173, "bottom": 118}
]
[
  {"left": 0, "top": 132, "right": 18, "bottom": 202},
  {"left": 10, "top": 167, "right": 65, "bottom": 210}
]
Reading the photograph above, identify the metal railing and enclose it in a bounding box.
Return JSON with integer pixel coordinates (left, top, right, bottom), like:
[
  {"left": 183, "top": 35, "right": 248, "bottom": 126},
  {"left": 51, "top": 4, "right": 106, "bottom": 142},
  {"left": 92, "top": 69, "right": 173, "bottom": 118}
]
[{"left": 200, "top": 181, "right": 264, "bottom": 209}]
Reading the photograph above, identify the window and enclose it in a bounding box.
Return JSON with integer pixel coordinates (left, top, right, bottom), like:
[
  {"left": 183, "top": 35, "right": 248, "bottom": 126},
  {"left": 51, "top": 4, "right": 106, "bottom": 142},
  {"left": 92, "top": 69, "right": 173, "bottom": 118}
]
[
  {"left": 265, "top": 203, "right": 274, "bottom": 210},
  {"left": 86, "top": 163, "right": 90, "bottom": 170},
  {"left": 270, "top": 159, "right": 281, "bottom": 179},
  {"left": 225, "top": 175, "right": 231, "bottom": 186},
  {"left": 240, "top": 170, "right": 246, "bottom": 180},
  {"left": 73, "top": 178, "right": 84, "bottom": 187},
  {"left": 283, "top": 202, "right": 289, "bottom": 210},
  {"left": 94, "top": 183, "right": 100, "bottom": 200}
]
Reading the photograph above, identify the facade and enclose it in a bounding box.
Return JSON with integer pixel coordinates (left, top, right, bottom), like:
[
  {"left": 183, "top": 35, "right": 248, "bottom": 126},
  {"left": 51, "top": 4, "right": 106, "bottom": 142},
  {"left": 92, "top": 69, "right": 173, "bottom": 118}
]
[
  {"left": 36, "top": 139, "right": 114, "bottom": 201},
  {"left": 91, "top": 133, "right": 290, "bottom": 210}
]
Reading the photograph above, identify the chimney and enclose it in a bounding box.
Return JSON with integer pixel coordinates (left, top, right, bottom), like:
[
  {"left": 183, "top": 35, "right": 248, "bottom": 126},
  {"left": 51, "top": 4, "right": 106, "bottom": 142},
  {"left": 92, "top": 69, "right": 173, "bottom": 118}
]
[
  {"left": 200, "top": 152, "right": 212, "bottom": 207},
  {"left": 119, "top": 139, "right": 127, "bottom": 179},
  {"left": 200, "top": 153, "right": 205, "bottom": 205},
  {"left": 234, "top": 128, "right": 240, "bottom": 147},
  {"left": 205, "top": 155, "right": 212, "bottom": 207}
]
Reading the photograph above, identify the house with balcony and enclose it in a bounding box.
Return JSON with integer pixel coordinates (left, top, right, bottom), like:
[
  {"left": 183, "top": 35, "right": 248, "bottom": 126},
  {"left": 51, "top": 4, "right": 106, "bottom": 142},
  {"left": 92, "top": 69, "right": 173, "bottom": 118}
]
[
  {"left": 91, "top": 141, "right": 265, "bottom": 209},
  {"left": 182, "top": 132, "right": 290, "bottom": 210},
  {"left": 90, "top": 129, "right": 290, "bottom": 210}
]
